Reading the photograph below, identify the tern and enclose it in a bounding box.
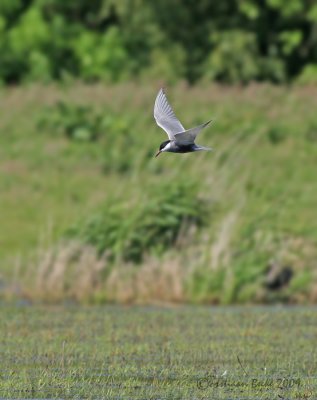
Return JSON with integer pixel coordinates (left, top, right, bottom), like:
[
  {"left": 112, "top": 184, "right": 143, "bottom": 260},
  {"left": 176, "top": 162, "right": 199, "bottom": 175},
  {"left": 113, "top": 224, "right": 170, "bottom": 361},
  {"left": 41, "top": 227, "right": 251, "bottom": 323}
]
[{"left": 154, "top": 88, "right": 213, "bottom": 157}]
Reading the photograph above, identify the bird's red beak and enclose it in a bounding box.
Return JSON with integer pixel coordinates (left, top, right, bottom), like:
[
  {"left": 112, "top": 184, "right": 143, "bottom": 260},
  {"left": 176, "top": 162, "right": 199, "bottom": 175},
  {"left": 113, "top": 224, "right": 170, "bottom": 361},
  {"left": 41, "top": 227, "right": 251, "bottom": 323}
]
[{"left": 155, "top": 150, "right": 161, "bottom": 158}]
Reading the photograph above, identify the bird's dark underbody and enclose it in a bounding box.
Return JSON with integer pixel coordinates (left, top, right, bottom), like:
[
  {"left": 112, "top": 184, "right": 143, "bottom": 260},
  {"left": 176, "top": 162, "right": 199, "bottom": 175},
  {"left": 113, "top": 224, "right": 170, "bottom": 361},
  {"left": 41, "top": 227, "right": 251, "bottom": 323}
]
[
  {"left": 174, "top": 144, "right": 196, "bottom": 153},
  {"left": 159, "top": 140, "right": 196, "bottom": 153}
]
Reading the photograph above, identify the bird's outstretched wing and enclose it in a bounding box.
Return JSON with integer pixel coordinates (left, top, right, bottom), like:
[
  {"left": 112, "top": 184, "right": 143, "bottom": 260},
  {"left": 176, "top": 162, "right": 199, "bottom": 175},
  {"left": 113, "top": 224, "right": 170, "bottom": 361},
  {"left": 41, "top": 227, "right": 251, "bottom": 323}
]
[
  {"left": 154, "top": 88, "right": 185, "bottom": 140},
  {"left": 174, "top": 120, "right": 213, "bottom": 145}
]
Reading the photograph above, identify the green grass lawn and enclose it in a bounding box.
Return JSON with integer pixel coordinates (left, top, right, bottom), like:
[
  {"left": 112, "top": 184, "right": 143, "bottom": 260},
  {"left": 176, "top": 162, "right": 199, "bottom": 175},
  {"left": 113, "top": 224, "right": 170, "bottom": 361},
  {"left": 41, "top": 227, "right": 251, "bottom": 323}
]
[
  {"left": 0, "top": 305, "right": 316, "bottom": 398},
  {"left": 0, "top": 83, "right": 317, "bottom": 303}
]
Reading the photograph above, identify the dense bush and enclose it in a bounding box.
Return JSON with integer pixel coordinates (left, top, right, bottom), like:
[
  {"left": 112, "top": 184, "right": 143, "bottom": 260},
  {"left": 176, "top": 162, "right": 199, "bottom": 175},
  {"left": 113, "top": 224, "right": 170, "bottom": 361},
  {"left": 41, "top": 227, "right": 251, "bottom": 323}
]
[
  {"left": 1, "top": 0, "right": 317, "bottom": 84},
  {"left": 37, "top": 101, "right": 105, "bottom": 141},
  {"left": 67, "top": 181, "right": 208, "bottom": 263},
  {"left": 37, "top": 100, "right": 144, "bottom": 172}
]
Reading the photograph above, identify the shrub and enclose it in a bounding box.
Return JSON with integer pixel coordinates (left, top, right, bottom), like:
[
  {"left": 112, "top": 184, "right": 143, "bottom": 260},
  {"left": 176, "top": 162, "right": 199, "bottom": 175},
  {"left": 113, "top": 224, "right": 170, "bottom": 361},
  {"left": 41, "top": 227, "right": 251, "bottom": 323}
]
[
  {"left": 67, "top": 181, "right": 209, "bottom": 263},
  {"left": 37, "top": 100, "right": 143, "bottom": 173},
  {"left": 73, "top": 27, "right": 130, "bottom": 82},
  {"left": 204, "top": 30, "right": 260, "bottom": 84},
  {"left": 266, "top": 126, "right": 287, "bottom": 144},
  {"left": 38, "top": 101, "right": 102, "bottom": 141},
  {"left": 297, "top": 64, "right": 317, "bottom": 85}
]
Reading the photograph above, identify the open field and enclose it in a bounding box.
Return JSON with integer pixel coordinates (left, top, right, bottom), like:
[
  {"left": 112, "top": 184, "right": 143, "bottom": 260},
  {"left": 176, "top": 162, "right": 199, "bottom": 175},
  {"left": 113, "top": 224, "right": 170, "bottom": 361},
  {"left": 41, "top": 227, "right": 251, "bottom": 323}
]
[
  {"left": 0, "top": 83, "right": 317, "bottom": 303},
  {"left": 0, "top": 305, "right": 316, "bottom": 399}
]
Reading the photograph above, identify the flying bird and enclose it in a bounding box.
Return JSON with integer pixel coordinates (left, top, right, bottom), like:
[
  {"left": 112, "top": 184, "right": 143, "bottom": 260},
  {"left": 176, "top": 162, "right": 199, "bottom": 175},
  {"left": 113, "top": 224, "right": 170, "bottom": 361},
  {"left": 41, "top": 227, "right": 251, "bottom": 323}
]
[{"left": 154, "top": 88, "right": 213, "bottom": 157}]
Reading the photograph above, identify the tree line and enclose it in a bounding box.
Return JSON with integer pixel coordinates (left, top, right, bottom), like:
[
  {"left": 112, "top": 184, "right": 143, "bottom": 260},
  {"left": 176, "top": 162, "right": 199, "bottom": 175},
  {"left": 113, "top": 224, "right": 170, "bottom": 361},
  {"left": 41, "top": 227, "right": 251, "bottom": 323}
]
[{"left": 1, "top": 0, "right": 317, "bottom": 84}]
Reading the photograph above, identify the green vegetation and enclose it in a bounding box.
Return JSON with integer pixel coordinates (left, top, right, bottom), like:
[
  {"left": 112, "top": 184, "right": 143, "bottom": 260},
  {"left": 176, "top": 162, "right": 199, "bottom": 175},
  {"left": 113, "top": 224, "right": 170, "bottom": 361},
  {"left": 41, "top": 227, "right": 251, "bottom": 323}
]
[
  {"left": 67, "top": 180, "right": 207, "bottom": 263},
  {"left": 38, "top": 101, "right": 105, "bottom": 142},
  {"left": 0, "top": 83, "right": 316, "bottom": 304},
  {"left": 1, "top": 4, "right": 315, "bottom": 398},
  {"left": 0, "top": 305, "right": 316, "bottom": 398},
  {"left": 1, "top": 1, "right": 317, "bottom": 84}
]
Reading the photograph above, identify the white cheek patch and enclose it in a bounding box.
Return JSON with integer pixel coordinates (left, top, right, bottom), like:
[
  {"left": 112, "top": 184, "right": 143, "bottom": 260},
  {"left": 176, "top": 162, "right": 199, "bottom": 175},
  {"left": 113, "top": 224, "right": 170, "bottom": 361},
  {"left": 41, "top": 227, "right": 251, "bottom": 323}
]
[{"left": 162, "top": 142, "right": 171, "bottom": 152}]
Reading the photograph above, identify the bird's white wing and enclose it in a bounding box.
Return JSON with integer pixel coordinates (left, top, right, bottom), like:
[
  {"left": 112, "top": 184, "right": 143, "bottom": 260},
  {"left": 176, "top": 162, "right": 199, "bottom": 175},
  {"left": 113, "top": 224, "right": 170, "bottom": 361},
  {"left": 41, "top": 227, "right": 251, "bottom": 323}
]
[
  {"left": 174, "top": 120, "right": 212, "bottom": 145},
  {"left": 154, "top": 88, "right": 185, "bottom": 140}
]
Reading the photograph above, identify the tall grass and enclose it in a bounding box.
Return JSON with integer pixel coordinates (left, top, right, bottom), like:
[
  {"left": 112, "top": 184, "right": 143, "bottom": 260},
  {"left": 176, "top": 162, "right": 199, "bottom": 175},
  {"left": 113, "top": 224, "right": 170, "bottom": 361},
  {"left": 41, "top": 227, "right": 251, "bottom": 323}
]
[{"left": 1, "top": 83, "right": 317, "bottom": 303}]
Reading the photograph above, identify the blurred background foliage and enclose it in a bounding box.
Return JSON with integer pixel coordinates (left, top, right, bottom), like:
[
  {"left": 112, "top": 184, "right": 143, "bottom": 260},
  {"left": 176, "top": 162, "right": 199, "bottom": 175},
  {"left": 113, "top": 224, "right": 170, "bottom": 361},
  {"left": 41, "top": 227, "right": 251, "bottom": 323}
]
[
  {"left": 1, "top": 0, "right": 317, "bottom": 84},
  {"left": 1, "top": 1, "right": 317, "bottom": 304},
  {"left": 1, "top": 83, "right": 316, "bottom": 304}
]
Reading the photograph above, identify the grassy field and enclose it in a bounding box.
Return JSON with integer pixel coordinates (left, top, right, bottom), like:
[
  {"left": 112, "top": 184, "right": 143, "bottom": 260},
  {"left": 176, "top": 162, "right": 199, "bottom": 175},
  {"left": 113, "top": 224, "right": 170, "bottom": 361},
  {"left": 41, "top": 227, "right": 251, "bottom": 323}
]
[
  {"left": 0, "top": 83, "right": 317, "bottom": 303},
  {"left": 0, "top": 305, "right": 316, "bottom": 399}
]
